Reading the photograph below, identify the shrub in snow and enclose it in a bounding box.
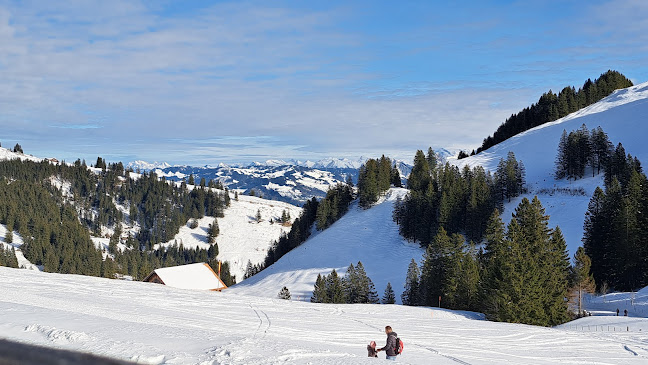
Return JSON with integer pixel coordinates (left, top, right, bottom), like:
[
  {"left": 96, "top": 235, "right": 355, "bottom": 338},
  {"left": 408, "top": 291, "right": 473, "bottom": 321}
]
[{"left": 278, "top": 286, "right": 291, "bottom": 300}]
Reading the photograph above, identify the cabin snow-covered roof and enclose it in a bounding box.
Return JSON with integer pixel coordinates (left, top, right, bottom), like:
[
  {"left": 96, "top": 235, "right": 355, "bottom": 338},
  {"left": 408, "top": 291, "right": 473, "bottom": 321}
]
[{"left": 145, "top": 263, "right": 227, "bottom": 291}]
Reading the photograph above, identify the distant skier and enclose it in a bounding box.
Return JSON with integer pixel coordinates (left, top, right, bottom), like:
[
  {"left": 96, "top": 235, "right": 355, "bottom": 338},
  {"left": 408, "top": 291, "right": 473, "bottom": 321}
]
[
  {"left": 624, "top": 309, "right": 628, "bottom": 316},
  {"left": 616, "top": 308, "right": 619, "bottom": 316},
  {"left": 376, "top": 326, "right": 398, "bottom": 361}
]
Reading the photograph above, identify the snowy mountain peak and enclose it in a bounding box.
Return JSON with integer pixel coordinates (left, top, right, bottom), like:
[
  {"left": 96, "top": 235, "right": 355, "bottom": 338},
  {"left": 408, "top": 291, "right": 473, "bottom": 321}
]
[
  {"left": 127, "top": 160, "right": 172, "bottom": 171},
  {"left": 310, "top": 157, "right": 366, "bottom": 169}
]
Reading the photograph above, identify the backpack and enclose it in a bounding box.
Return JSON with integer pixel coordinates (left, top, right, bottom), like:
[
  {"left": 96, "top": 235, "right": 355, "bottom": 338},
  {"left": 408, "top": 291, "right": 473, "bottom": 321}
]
[{"left": 394, "top": 337, "right": 404, "bottom": 355}]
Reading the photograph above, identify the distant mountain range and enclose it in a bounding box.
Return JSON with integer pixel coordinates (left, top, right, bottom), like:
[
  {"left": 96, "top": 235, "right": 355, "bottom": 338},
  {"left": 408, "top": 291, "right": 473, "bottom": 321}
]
[{"left": 126, "top": 157, "right": 427, "bottom": 205}]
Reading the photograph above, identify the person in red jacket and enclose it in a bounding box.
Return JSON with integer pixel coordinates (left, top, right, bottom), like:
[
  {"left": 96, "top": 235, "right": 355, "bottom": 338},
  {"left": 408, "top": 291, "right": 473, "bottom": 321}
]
[{"left": 376, "top": 326, "right": 398, "bottom": 360}]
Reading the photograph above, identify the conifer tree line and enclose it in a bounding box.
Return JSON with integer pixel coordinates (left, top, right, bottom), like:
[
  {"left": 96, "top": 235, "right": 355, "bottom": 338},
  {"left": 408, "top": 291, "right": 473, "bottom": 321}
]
[
  {"left": 583, "top": 146, "right": 648, "bottom": 291},
  {"left": 311, "top": 262, "right": 379, "bottom": 304},
  {"left": 0, "top": 157, "right": 235, "bottom": 283},
  {"left": 472, "top": 70, "right": 632, "bottom": 155},
  {"left": 357, "top": 155, "right": 401, "bottom": 208},
  {"left": 555, "top": 124, "right": 614, "bottom": 180},
  {"left": 262, "top": 197, "right": 319, "bottom": 269},
  {"left": 394, "top": 148, "right": 525, "bottom": 244},
  {"left": 0, "top": 245, "right": 19, "bottom": 268},
  {"left": 403, "top": 197, "right": 574, "bottom": 327},
  {"left": 315, "top": 183, "right": 354, "bottom": 230}
]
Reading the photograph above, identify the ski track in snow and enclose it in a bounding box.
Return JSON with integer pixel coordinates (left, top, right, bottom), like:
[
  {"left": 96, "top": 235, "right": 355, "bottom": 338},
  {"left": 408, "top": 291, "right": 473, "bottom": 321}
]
[{"left": 2, "top": 267, "right": 648, "bottom": 364}]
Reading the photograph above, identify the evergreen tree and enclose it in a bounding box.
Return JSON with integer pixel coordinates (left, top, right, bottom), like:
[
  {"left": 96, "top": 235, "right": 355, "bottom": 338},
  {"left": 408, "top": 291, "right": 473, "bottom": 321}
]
[
  {"left": 367, "top": 278, "right": 380, "bottom": 304},
  {"left": 188, "top": 174, "right": 195, "bottom": 185},
  {"left": 555, "top": 130, "right": 569, "bottom": 179},
  {"left": 591, "top": 127, "right": 613, "bottom": 175},
  {"left": 545, "top": 227, "right": 571, "bottom": 325},
  {"left": 390, "top": 165, "right": 402, "bottom": 187},
  {"left": 419, "top": 228, "right": 449, "bottom": 306},
  {"left": 311, "top": 274, "right": 328, "bottom": 303},
  {"left": 4, "top": 230, "right": 13, "bottom": 244},
  {"left": 583, "top": 187, "right": 609, "bottom": 288},
  {"left": 358, "top": 159, "right": 380, "bottom": 208},
  {"left": 426, "top": 147, "right": 438, "bottom": 173},
  {"left": 315, "top": 198, "right": 330, "bottom": 230},
  {"left": 326, "top": 269, "right": 346, "bottom": 304},
  {"left": 343, "top": 263, "right": 359, "bottom": 303},
  {"left": 408, "top": 150, "right": 431, "bottom": 192},
  {"left": 483, "top": 197, "right": 571, "bottom": 326},
  {"left": 455, "top": 245, "right": 480, "bottom": 311},
  {"left": 13, "top": 143, "right": 22, "bottom": 153},
  {"left": 315, "top": 183, "right": 353, "bottom": 230},
  {"left": 278, "top": 286, "right": 291, "bottom": 300},
  {"left": 382, "top": 282, "right": 396, "bottom": 304},
  {"left": 402, "top": 259, "right": 420, "bottom": 306},
  {"left": 207, "top": 219, "right": 219, "bottom": 243},
  {"left": 354, "top": 261, "right": 372, "bottom": 303},
  {"left": 108, "top": 227, "right": 121, "bottom": 254},
  {"left": 217, "top": 261, "right": 236, "bottom": 287},
  {"left": 377, "top": 155, "right": 392, "bottom": 192},
  {"left": 256, "top": 209, "right": 262, "bottom": 223},
  {"left": 571, "top": 247, "right": 596, "bottom": 316}
]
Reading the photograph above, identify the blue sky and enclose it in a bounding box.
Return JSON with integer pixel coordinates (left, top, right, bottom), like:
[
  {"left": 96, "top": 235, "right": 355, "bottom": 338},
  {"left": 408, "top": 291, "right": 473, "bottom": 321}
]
[{"left": 0, "top": 0, "right": 647, "bottom": 165}]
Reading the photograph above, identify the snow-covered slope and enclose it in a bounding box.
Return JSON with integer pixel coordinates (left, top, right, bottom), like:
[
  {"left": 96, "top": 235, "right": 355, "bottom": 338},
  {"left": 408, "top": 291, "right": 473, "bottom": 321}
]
[
  {"left": 0, "top": 147, "right": 44, "bottom": 163},
  {"left": 156, "top": 194, "right": 302, "bottom": 281},
  {"left": 230, "top": 188, "right": 424, "bottom": 303},
  {"left": 1, "top": 267, "right": 647, "bottom": 364},
  {"left": 454, "top": 82, "right": 648, "bottom": 254},
  {"left": 582, "top": 285, "right": 648, "bottom": 318}
]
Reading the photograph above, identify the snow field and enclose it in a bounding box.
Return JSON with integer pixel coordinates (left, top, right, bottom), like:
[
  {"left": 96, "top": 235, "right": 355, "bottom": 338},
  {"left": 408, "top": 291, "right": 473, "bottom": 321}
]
[
  {"left": 1, "top": 267, "right": 647, "bottom": 364},
  {"left": 156, "top": 193, "right": 302, "bottom": 281},
  {"left": 230, "top": 188, "right": 425, "bottom": 303}
]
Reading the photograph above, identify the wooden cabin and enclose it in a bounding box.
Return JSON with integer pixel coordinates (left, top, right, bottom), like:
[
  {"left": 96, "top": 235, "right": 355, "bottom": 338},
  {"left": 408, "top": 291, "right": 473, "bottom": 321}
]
[{"left": 143, "top": 263, "right": 227, "bottom": 291}]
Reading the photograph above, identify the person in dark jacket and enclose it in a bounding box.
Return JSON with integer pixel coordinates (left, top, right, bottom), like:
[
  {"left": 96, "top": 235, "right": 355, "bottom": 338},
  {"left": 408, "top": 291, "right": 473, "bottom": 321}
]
[{"left": 376, "top": 326, "right": 398, "bottom": 360}]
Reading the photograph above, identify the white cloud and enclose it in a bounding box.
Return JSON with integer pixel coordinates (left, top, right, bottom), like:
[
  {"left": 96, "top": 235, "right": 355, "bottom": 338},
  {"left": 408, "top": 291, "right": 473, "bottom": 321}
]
[{"left": 0, "top": 1, "right": 643, "bottom": 165}]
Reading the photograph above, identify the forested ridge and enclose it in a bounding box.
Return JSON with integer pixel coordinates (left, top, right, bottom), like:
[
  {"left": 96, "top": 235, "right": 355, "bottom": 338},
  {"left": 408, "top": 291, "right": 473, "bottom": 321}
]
[
  {"left": 0, "top": 155, "right": 234, "bottom": 284},
  {"left": 464, "top": 70, "right": 633, "bottom": 157}
]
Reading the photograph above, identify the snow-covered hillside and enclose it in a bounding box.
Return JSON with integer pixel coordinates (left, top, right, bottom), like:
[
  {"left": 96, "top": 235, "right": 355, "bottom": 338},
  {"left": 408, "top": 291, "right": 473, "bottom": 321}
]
[
  {"left": 230, "top": 188, "right": 424, "bottom": 303},
  {"left": 1, "top": 267, "right": 647, "bottom": 364},
  {"left": 0, "top": 146, "right": 46, "bottom": 163},
  {"left": 454, "top": 82, "right": 648, "bottom": 254},
  {"left": 155, "top": 194, "right": 302, "bottom": 281},
  {"left": 583, "top": 285, "right": 648, "bottom": 318}
]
